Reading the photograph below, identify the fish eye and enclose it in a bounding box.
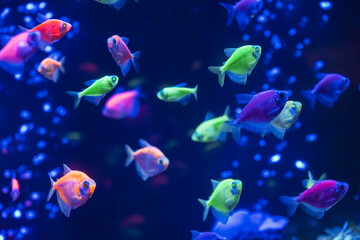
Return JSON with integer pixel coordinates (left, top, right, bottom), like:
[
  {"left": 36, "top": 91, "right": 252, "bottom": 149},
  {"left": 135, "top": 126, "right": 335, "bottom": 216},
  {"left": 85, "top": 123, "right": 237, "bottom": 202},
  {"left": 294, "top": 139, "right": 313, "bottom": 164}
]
[
  {"left": 292, "top": 103, "right": 296, "bottom": 109},
  {"left": 83, "top": 181, "right": 89, "bottom": 189},
  {"left": 62, "top": 23, "right": 67, "bottom": 29},
  {"left": 159, "top": 159, "right": 163, "bottom": 165},
  {"left": 255, "top": 47, "right": 260, "bottom": 52},
  {"left": 112, "top": 38, "right": 116, "bottom": 45},
  {"left": 111, "top": 76, "right": 116, "bottom": 81},
  {"left": 232, "top": 182, "right": 236, "bottom": 188},
  {"left": 339, "top": 185, "right": 345, "bottom": 191}
]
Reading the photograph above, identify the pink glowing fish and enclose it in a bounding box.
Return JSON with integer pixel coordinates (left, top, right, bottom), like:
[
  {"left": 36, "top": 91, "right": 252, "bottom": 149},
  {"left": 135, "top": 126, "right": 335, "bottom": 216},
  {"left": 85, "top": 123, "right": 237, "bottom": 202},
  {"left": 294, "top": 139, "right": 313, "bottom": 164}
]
[
  {"left": 0, "top": 31, "right": 41, "bottom": 74},
  {"left": 102, "top": 87, "right": 143, "bottom": 119},
  {"left": 107, "top": 35, "right": 140, "bottom": 77}
]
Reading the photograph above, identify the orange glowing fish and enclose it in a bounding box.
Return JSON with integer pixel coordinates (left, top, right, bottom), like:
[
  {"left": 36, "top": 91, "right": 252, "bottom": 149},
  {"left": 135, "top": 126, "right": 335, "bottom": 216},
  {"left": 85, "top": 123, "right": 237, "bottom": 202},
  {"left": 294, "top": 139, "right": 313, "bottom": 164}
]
[
  {"left": 37, "top": 56, "right": 65, "bottom": 83},
  {"left": 11, "top": 171, "right": 20, "bottom": 202},
  {"left": 125, "top": 139, "right": 169, "bottom": 181},
  {"left": 47, "top": 164, "right": 96, "bottom": 217}
]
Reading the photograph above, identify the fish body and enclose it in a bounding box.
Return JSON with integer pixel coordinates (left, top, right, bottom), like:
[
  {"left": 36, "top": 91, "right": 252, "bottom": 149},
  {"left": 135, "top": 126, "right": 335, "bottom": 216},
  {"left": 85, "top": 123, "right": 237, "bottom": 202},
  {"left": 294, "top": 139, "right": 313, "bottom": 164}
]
[
  {"left": 301, "top": 73, "right": 349, "bottom": 109},
  {"left": 102, "top": 87, "right": 142, "bottom": 119},
  {"left": 66, "top": 75, "right": 119, "bottom": 108},
  {"left": 47, "top": 164, "right": 96, "bottom": 217},
  {"left": 11, "top": 172, "right": 20, "bottom": 202},
  {"left": 198, "top": 179, "right": 242, "bottom": 224},
  {"left": 124, "top": 139, "right": 169, "bottom": 181},
  {"left": 38, "top": 56, "right": 65, "bottom": 83},
  {"left": 157, "top": 83, "right": 198, "bottom": 105},
  {"left": 0, "top": 31, "right": 41, "bottom": 74},
  {"left": 107, "top": 35, "right": 140, "bottom": 76},
  {"left": 280, "top": 180, "right": 348, "bottom": 219},
  {"left": 190, "top": 230, "right": 226, "bottom": 240},
  {"left": 208, "top": 45, "right": 261, "bottom": 87}
]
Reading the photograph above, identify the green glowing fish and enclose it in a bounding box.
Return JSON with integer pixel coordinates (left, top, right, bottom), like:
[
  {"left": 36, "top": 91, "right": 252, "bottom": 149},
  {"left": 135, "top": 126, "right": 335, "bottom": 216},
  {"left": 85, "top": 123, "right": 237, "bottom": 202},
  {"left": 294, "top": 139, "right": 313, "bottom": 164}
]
[
  {"left": 302, "top": 171, "right": 327, "bottom": 189},
  {"left": 66, "top": 75, "right": 119, "bottom": 109},
  {"left": 191, "top": 106, "right": 232, "bottom": 143},
  {"left": 269, "top": 101, "right": 302, "bottom": 139},
  {"left": 208, "top": 45, "right": 261, "bottom": 87},
  {"left": 198, "top": 178, "right": 242, "bottom": 224},
  {"left": 157, "top": 83, "right": 198, "bottom": 105}
]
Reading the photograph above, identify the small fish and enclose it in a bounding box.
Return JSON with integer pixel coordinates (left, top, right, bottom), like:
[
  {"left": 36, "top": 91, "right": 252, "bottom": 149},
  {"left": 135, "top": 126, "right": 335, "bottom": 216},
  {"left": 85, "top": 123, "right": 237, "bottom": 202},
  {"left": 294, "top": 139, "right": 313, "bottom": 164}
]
[
  {"left": 301, "top": 73, "right": 349, "bottom": 109},
  {"left": 192, "top": 106, "right": 232, "bottom": 143},
  {"left": 222, "top": 90, "right": 289, "bottom": 144},
  {"left": 37, "top": 56, "right": 65, "bottom": 83},
  {"left": 157, "top": 83, "right": 198, "bottom": 105},
  {"left": 198, "top": 179, "right": 242, "bottom": 224},
  {"left": 11, "top": 171, "right": 20, "bottom": 202},
  {"left": 66, "top": 75, "right": 119, "bottom": 108},
  {"left": 0, "top": 31, "right": 41, "bottom": 74},
  {"left": 220, "top": 0, "right": 263, "bottom": 30},
  {"left": 190, "top": 230, "right": 226, "bottom": 240},
  {"left": 302, "top": 171, "right": 327, "bottom": 189},
  {"left": 279, "top": 179, "right": 348, "bottom": 219},
  {"left": 208, "top": 45, "right": 261, "bottom": 87},
  {"left": 107, "top": 35, "right": 141, "bottom": 76},
  {"left": 47, "top": 164, "right": 96, "bottom": 217},
  {"left": 269, "top": 101, "right": 302, "bottom": 139},
  {"left": 20, "top": 14, "right": 71, "bottom": 45},
  {"left": 95, "top": 0, "right": 138, "bottom": 11},
  {"left": 124, "top": 139, "right": 169, "bottom": 181},
  {"left": 102, "top": 86, "right": 143, "bottom": 119}
]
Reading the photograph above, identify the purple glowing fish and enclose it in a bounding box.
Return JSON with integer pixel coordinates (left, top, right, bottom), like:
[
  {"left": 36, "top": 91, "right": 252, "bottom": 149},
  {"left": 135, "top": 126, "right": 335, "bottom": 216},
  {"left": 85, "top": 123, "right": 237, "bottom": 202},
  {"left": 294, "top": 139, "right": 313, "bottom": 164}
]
[
  {"left": 223, "top": 90, "right": 289, "bottom": 144},
  {"left": 220, "top": 0, "right": 263, "bottom": 30},
  {"left": 190, "top": 230, "right": 226, "bottom": 240},
  {"left": 280, "top": 180, "right": 349, "bottom": 219},
  {"left": 0, "top": 31, "right": 41, "bottom": 75},
  {"left": 301, "top": 73, "right": 349, "bottom": 109}
]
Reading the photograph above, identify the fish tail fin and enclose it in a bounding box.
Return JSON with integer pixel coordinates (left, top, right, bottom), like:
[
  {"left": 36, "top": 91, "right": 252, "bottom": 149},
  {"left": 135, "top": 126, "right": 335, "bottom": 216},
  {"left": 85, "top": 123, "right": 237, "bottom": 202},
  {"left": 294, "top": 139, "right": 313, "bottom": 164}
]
[
  {"left": 112, "top": 0, "right": 127, "bottom": 10},
  {"left": 59, "top": 56, "right": 66, "bottom": 74},
  {"left": 131, "top": 51, "right": 141, "bottom": 73},
  {"left": 47, "top": 173, "right": 56, "bottom": 201},
  {"left": 222, "top": 122, "right": 242, "bottom": 145},
  {"left": 124, "top": 144, "right": 135, "bottom": 167},
  {"left": 279, "top": 196, "right": 299, "bottom": 217},
  {"left": 192, "top": 85, "right": 198, "bottom": 101},
  {"left": 197, "top": 198, "right": 210, "bottom": 221},
  {"left": 219, "top": 2, "right": 235, "bottom": 26},
  {"left": 208, "top": 66, "right": 225, "bottom": 87},
  {"left": 301, "top": 90, "right": 316, "bottom": 110},
  {"left": 65, "top": 91, "right": 81, "bottom": 109}
]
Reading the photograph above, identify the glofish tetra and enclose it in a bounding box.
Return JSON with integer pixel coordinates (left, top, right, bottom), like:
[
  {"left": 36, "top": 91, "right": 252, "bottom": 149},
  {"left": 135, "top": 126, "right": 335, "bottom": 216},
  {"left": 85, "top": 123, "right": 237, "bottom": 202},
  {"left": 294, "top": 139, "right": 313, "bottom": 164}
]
[
  {"left": 37, "top": 55, "right": 65, "bottom": 83},
  {"left": 157, "top": 83, "right": 198, "bottom": 105},
  {"left": 10, "top": 171, "right": 20, "bottom": 202},
  {"left": 47, "top": 164, "right": 96, "bottom": 217}
]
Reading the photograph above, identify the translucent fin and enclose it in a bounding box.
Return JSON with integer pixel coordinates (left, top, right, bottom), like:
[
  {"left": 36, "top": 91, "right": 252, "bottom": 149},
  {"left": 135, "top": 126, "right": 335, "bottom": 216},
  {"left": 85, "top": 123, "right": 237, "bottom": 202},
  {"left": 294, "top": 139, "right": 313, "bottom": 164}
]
[
  {"left": 138, "top": 139, "right": 151, "bottom": 147},
  {"left": 131, "top": 51, "right": 141, "bottom": 73},
  {"left": 56, "top": 191, "right": 71, "bottom": 217},
  {"left": 198, "top": 199, "right": 210, "bottom": 221},
  {"left": 219, "top": 3, "right": 235, "bottom": 27},
  {"left": 231, "top": 126, "right": 242, "bottom": 145},
  {"left": 83, "top": 79, "right": 98, "bottom": 86},
  {"left": 36, "top": 13, "right": 49, "bottom": 23},
  {"left": 204, "top": 112, "right": 215, "bottom": 121},
  {"left": 211, "top": 207, "right": 230, "bottom": 224},
  {"left": 51, "top": 68, "right": 60, "bottom": 83},
  {"left": 120, "top": 60, "right": 131, "bottom": 77},
  {"left": 37, "top": 40, "right": 49, "bottom": 52},
  {"left": 224, "top": 48, "right": 237, "bottom": 57},
  {"left": 242, "top": 122, "right": 271, "bottom": 137},
  {"left": 223, "top": 105, "right": 230, "bottom": 117},
  {"left": 192, "top": 85, "right": 198, "bottom": 101},
  {"left": 135, "top": 162, "right": 149, "bottom": 181},
  {"left": 211, "top": 179, "right": 220, "bottom": 190},
  {"left": 271, "top": 126, "right": 286, "bottom": 140},
  {"left": 301, "top": 90, "right": 316, "bottom": 110},
  {"left": 218, "top": 131, "right": 228, "bottom": 142},
  {"left": 173, "top": 83, "right": 187, "bottom": 88},
  {"left": 63, "top": 164, "right": 72, "bottom": 175},
  {"left": 129, "top": 98, "right": 140, "bottom": 118},
  {"left": 124, "top": 144, "right": 134, "bottom": 167},
  {"left": 18, "top": 25, "right": 29, "bottom": 32},
  {"left": 317, "top": 94, "right": 335, "bottom": 108},
  {"left": 226, "top": 71, "right": 247, "bottom": 85},
  {"left": 235, "top": 94, "right": 253, "bottom": 105},
  {"left": 112, "top": 0, "right": 127, "bottom": 10},
  {"left": 47, "top": 174, "right": 56, "bottom": 201},
  {"left": 65, "top": 91, "right": 81, "bottom": 109},
  {"left": 319, "top": 173, "right": 327, "bottom": 181},
  {"left": 59, "top": 56, "right": 66, "bottom": 74},
  {"left": 300, "top": 203, "right": 325, "bottom": 219},
  {"left": 178, "top": 95, "right": 191, "bottom": 106},
  {"left": 235, "top": 11, "right": 250, "bottom": 31},
  {"left": 83, "top": 95, "right": 104, "bottom": 106},
  {"left": 190, "top": 230, "right": 201, "bottom": 240},
  {"left": 208, "top": 66, "right": 225, "bottom": 87},
  {"left": 279, "top": 196, "right": 299, "bottom": 217},
  {"left": 121, "top": 37, "right": 129, "bottom": 45}
]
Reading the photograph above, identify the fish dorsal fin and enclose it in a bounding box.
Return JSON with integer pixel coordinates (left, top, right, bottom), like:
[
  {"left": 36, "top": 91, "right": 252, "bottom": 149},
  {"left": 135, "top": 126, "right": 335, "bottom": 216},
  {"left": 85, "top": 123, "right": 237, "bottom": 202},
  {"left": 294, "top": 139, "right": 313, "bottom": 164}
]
[
  {"left": 18, "top": 25, "right": 29, "bottom": 32},
  {"left": 204, "top": 112, "right": 215, "bottom": 121},
  {"left": 36, "top": 13, "right": 49, "bottom": 23},
  {"left": 211, "top": 179, "right": 220, "bottom": 190},
  {"left": 173, "top": 83, "right": 187, "bottom": 88},
  {"left": 83, "top": 79, "right": 98, "bottom": 86},
  {"left": 223, "top": 105, "right": 230, "bottom": 116},
  {"left": 121, "top": 37, "right": 129, "bottom": 45},
  {"left": 190, "top": 230, "right": 200, "bottom": 240},
  {"left": 114, "top": 86, "right": 126, "bottom": 94},
  {"left": 308, "top": 171, "right": 314, "bottom": 181},
  {"left": 224, "top": 48, "right": 237, "bottom": 57},
  {"left": 138, "top": 139, "right": 151, "bottom": 148},
  {"left": 318, "top": 173, "right": 327, "bottom": 181},
  {"left": 235, "top": 94, "right": 254, "bottom": 105},
  {"left": 63, "top": 164, "right": 71, "bottom": 175}
]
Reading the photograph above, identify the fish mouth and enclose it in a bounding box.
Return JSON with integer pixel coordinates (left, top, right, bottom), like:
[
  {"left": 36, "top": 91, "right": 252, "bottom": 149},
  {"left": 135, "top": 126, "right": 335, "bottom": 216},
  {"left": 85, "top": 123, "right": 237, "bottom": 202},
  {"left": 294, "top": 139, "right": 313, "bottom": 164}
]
[{"left": 66, "top": 23, "right": 72, "bottom": 32}]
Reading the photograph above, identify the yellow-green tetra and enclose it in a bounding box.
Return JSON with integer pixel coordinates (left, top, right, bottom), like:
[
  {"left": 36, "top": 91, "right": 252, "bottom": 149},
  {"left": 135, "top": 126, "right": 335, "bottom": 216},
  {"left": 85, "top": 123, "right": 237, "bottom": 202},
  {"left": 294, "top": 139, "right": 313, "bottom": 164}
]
[
  {"left": 157, "top": 83, "right": 198, "bottom": 105},
  {"left": 208, "top": 45, "right": 261, "bottom": 87},
  {"left": 66, "top": 75, "right": 119, "bottom": 108},
  {"left": 198, "top": 178, "right": 242, "bottom": 224},
  {"left": 192, "top": 106, "right": 232, "bottom": 143}
]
